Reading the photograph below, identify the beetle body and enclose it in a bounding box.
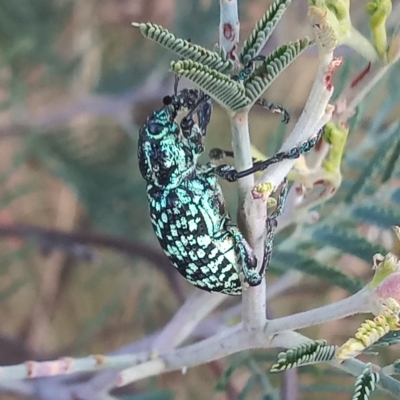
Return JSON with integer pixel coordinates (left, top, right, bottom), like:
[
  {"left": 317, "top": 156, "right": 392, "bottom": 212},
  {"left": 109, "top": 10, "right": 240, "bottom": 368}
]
[{"left": 138, "top": 89, "right": 257, "bottom": 295}]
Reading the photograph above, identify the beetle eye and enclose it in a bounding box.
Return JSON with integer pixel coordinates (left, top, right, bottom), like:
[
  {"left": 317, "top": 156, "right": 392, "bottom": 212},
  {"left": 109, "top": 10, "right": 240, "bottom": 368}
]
[
  {"left": 163, "top": 95, "right": 172, "bottom": 105},
  {"left": 148, "top": 122, "right": 165, "bottom": 135}
]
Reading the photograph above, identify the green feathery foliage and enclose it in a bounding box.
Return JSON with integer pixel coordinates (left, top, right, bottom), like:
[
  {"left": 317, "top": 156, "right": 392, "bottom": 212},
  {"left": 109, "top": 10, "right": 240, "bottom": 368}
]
[
  {"left": 0, "top": 182, "right": 36, "bottom": 209},
  {"left": 170, "top": 59, "right": 249, "bottom": 110},
  {"left": 310, "top": 225, "right": 387, "bottom": 263},
  {"left": 134, "top": 4, "right": 310, "bottom": 112},
  {"left": 239, "top": 0, "right": 293, "bottom": 65},
  {"left": 170, "top": 37, "right": 310, "bottom": 111},
  {"left": 237, "top": 376, "right": 259, "bottom": 400},
  {"left": 244, "top": 39, "right": 311, "bottom": 103},
  {"left": 215, "top": 357, "right": 279, "bottom": 400},
  {"left": 381, "top": 131, "right": 400, "bottom": 182},
  {"left": 215, "top": 364, "right": 238, "bottom": 393},
  {"left": 0, "top": 0, "right": 72, "bottom": 70},
  {"left": 392, "top": 188, "right": 400, "bottom": 202},
  {"left": 24, "top": 128, "right": 147, "bottom": 238},
  {"left": 345, "top": 125, "right": 400, "bottom": 203},
  {"left": 270, "top": 340, "right": 336, "bottom": 372},
  {"left": 0, "top": 279, "right": 26, "bottom": 303},
  {"left": 365, "top": 330, "right": 400, "bottom": 351},
  {"left": 118, "top": 390, "right": 174, "bottom": 400},
  {"left": 272, "top": 250, "right": 364, "bottom": 293},
  {"left": 351, "top": 202, "right": 400, "bottom": 229},
  {"left": 133, "top": 22, "right": 234, "bottom": 74},
  {"left": 351, "top": 364, "right": 380, "bottom": 400}
]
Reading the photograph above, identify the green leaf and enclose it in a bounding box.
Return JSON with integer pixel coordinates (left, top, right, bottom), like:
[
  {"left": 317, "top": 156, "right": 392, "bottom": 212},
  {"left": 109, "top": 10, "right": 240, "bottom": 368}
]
[
  {"left": 0, "top": 0, "right": 72, "bottom": 69},
  {"left": 273, "top": 250, "right": 363, "bottom": 293},
  {"left": 215, "top": 356, "right": 251, "bottom": 392},
  {"left": 0, "top": 278, "right": 26, "bottom": 302},
  {"left": 24, "top": 128, "right": 147, "bottom": 239},
  {"left": 351, "top": 363, "right": 380, "bottom": 400},
  {"left": 364, "top": 330, "right": 400, "bottom": 352},
  {"left": 301, "top": 383, "right": 354, "bottom": 394},
  {"left": 346, "top": 125, "right": 400, "bottom": 203},
  {"left": 392, "top": 188, "right": 400, "bottom": 204},
  {"left": 240, "top": 0, "right": 292, "bottom": 65},
  {"left": 270, "top": 340, "right": 336, "bottom": 372},
  {"left": 381, "top": 129, "right": 400, "bottom": 183},
  {"left": 310, "top": 225, "right": 387, "bottom": 263},
  {"left": 247, "top": 360, "right": 279, "bottom": 400},
  {"left": 133, "top": 22, "right": 234, "bottom": 74},
  {"left": 351, "top": 202, "right": 400, "bottom": 229},
  {"left": 170, "top": 59, "right": 249, "bottom": 110},
  {"left": 118, "top": 390, "right": 174, "bottom": 400},
  {"left": 215, "top": 364, "right": 237, "bottom": 392},
  {"left": 237, "top": 375, "right": 258, "bottom": 400},
  {"left": 0, "top": 183, "right": 37, "bottom": 208},
  {"left": 244, "top": 39, "right": 311, "bottom": 105}
]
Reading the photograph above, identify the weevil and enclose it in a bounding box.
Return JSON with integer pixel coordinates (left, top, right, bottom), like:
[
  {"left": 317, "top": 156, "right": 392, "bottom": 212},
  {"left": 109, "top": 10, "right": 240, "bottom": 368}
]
[{"left": 138, "top": 59, "right": 323, "bottom": 295}]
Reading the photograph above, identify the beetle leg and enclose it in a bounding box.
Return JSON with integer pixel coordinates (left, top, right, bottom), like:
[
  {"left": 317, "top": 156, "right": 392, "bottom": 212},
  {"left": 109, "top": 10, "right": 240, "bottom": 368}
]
[
  {"left": 256, "top": 98, "right": 290, "bottom": 124},
  {"left": 224, "top": 221, "right": 261, "bottom": 288},
  {"left": 259, "top": 178, "right": 288, "bottom": 276},
  {"left": 213, "top": 127, "right": 324, "bottom": 182}
]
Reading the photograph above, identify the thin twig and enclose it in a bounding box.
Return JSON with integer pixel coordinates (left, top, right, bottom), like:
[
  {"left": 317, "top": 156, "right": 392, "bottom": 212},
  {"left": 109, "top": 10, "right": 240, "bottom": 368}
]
[
  {"left": 0, "top": 223, "right": 186, "bottom": 303},
  {"left": 231, "top": 110, "right": 268, "bottom": 331},
  {"left": 151, "top": 291, "right": 226, "bottom": 351},
  {"left": 219, "top": 0, "right": 240, "bottom": 60},
  {"left": 0, "top": 69, "right": 169, "bottom": 138},
  {"left": 335, "top": 53, "right": 400, "bottom": 124},
  {"left": 265, "top": 287, "right": 372, "bottom": 336},
  {"left": 9, "top": 324, "right": 400, "bottom": 396}
]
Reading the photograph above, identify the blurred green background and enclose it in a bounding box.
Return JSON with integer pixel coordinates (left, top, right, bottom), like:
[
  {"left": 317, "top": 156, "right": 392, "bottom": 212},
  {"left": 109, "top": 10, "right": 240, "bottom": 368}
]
[{"left": 0, "top": 1, "right": 399, "bottom": 399}]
